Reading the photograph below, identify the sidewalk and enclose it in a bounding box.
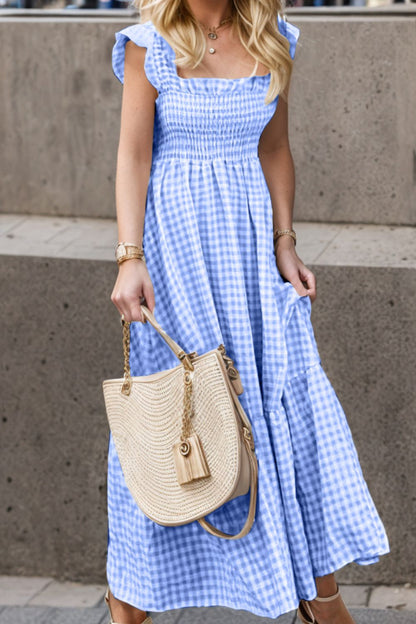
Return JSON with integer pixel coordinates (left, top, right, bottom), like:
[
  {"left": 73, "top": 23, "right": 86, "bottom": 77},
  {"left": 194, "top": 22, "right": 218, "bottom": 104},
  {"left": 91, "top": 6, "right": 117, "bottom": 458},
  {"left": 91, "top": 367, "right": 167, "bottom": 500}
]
[
  {"left": 0, "top": 213, "right": 415, "bottom": 268},
  {"left": 0, "top": 577, "right": 415, "bottom": 624}
]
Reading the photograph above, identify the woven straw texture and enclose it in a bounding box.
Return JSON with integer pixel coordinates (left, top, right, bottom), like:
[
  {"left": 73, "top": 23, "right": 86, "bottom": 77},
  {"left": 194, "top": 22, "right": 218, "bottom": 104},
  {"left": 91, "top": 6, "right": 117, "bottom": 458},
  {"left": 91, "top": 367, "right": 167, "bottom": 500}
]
[{"left": 103, "top": 349, "right": 247, "bottom": 525}]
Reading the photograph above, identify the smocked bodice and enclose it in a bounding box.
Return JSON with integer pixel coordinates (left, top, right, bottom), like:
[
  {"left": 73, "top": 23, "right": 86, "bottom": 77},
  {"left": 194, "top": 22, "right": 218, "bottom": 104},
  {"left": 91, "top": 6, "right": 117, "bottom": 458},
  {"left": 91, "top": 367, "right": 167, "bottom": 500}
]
[{"left": 153, "top": 80, "right": 276, "bottom": 162}]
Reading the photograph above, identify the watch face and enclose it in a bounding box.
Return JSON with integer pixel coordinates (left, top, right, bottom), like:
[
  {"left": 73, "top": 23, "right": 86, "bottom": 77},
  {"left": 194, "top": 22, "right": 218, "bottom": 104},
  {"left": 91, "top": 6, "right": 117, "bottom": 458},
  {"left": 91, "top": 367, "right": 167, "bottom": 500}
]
[{"left": 116, "top": 244, "right": 126, "bottom": 259}]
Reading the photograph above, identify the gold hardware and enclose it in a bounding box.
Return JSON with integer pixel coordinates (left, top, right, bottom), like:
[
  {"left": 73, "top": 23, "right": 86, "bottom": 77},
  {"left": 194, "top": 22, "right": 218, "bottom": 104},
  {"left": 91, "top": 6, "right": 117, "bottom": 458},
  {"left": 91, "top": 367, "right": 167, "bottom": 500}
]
[
  {"left": 180, "top": 366, "right": 194, "bottom": 444},
  {"left": 243, "top": 427, "right": 255, "bottom": 451},
  {"left": 180, "top": 440, "right": 190, "bottom": 456},
  {"left": 227, "top": 366, "right": 238, "bottom": 379},
  {"left": 218, "top": 344, "right": 243, "bottom": 391},
  {"left": 121, "top": 318, "right": 132, "bottom": 396},
  {"left": 121, "top": 377, "right": 132, "bottom": 395},
  {"left": 179, "top": 352, "right": 195, "bottom": 371},
  {"left": 184, "top": 370, "right": 194, "bottom": 384},
  {"left": 218, "top": 343, "right": 235, "bottom": 368}
]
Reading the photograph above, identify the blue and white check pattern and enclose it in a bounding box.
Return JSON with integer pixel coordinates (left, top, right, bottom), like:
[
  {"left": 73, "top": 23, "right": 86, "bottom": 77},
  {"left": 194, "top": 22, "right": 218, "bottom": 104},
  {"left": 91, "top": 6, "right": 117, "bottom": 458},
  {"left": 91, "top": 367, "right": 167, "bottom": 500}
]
[{"left": 107, "top": 17, "right": 390, "bottom": 618}]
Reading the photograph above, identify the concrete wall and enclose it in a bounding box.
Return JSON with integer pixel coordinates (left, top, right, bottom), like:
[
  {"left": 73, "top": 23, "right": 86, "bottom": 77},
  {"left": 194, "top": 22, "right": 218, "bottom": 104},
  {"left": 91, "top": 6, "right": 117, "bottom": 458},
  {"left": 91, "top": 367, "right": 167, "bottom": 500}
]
[{"left": 0, "top": 13, "right": 415, "bottom": 223}]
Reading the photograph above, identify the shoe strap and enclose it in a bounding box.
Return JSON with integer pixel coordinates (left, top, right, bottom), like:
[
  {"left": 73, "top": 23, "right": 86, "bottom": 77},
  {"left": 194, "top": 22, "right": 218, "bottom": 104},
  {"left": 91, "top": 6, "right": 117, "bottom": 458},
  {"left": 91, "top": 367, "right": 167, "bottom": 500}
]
[
  {"left": 301, "top": 599, "right": 316, "bottom": 622},
  {"left": 314, "top": 583, "right": 340, "bottom": 602}
]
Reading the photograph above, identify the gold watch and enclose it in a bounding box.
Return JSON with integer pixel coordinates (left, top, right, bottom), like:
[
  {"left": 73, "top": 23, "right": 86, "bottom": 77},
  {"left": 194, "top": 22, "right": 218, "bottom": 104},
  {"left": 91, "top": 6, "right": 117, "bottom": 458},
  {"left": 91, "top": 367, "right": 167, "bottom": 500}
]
[{"left": 115, "top": 242, "right": 145, "bottom": 265}]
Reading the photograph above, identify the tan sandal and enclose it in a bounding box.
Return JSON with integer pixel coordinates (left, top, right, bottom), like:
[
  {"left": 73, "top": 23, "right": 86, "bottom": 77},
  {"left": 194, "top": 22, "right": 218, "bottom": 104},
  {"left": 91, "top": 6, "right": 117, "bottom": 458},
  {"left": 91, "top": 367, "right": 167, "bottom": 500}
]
[
  {"left": 104, "top": 586, "right": 153, "bottom": 624},
  {"left": 297, "top": 583, "right": 341, "bottom": 624}
]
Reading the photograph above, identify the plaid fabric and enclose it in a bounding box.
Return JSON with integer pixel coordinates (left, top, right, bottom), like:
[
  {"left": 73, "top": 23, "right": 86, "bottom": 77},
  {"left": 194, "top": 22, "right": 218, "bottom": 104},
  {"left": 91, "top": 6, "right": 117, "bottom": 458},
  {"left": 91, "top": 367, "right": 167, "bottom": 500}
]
[{"left": 107, "top": 17, "right": 390, "bottom": 618}]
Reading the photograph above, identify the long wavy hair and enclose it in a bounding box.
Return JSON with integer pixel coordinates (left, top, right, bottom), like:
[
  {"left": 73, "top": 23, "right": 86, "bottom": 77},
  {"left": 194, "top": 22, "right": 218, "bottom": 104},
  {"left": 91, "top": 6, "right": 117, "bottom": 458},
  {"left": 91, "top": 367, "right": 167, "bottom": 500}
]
[{"left": 134, "top": 0, "right": 293, "bottom": 106}]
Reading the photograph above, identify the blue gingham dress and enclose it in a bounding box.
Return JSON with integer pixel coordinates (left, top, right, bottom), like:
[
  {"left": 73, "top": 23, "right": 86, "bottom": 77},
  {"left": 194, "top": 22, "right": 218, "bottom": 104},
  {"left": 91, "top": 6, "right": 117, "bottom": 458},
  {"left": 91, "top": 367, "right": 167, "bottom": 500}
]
[{"left": 107, "top": 17, "right": 390, "bottom": 618}]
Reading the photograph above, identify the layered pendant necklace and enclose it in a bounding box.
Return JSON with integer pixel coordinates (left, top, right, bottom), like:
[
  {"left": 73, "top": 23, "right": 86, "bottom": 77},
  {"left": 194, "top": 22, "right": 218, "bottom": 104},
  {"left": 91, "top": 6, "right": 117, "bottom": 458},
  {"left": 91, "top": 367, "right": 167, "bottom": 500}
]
[{"left": 197, "top": 15, "right": 233, "bottom": 54}]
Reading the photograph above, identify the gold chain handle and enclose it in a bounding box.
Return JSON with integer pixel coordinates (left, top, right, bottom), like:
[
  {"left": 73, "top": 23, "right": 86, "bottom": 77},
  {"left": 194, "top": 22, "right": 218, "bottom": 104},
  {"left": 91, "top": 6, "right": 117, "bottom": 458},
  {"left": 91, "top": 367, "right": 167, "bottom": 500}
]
[
  {"left": 180, "top": 369, "right": 194, "bottom": 451},
  {"left": 120, "top": 305, "right": 195, "bottom": 395},
  {"left": 120, "top": 314, "right": 194, "bottom": 444},
  {"left": 121, "top": 318, "right": 132, "bottom": 395}
]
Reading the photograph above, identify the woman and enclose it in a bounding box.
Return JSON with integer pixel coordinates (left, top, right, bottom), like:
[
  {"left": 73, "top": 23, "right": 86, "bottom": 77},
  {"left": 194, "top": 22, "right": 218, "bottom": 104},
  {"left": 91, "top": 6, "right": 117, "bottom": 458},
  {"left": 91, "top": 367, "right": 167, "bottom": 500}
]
[{"left": 105, "top": 1, "right": 390, "bottom": 623}]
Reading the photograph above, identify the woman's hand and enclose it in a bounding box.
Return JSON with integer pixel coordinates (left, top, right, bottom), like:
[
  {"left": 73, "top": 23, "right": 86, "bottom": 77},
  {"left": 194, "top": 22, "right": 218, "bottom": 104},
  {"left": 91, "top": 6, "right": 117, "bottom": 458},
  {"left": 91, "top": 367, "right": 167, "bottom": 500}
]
[
  {"left": 111, "top": 259, "right": 156, "bottom": 323},
  {"left": 274, "top": 236, "right": 317, "bottom": 303}
]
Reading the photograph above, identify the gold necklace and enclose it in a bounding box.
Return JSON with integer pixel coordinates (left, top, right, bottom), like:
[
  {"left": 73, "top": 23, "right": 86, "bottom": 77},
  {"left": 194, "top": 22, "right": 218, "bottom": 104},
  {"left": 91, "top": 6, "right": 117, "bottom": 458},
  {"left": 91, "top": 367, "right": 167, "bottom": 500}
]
[{"left": 197, "top": 16, "right": 233, "bottom": 54}]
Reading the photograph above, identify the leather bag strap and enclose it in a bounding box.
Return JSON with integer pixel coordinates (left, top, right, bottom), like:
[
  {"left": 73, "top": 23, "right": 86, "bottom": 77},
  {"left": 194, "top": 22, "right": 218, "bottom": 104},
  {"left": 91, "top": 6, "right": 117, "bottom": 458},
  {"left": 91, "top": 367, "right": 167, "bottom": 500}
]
[
  {"left": 140, "top": 304, "right": 195, "bottom": 370},
  {"left": 197, "top": 362, "right": 258, "bottom": 539},
  {"left": 197, "top": 430, "right": 258, "bottom": 539}
]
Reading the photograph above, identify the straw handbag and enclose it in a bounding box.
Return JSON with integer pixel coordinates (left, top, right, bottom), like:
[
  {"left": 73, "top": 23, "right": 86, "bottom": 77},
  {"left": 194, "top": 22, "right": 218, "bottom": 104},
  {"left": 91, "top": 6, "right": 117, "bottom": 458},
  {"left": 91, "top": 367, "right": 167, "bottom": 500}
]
[{"left": 102, "top": 304, "right": 258, "bottom": 539}]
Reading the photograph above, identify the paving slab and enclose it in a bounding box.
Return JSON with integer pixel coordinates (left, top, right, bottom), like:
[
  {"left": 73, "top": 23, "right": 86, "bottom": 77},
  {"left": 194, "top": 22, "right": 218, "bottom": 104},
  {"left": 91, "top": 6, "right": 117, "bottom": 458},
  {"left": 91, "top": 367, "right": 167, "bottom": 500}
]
[
  {"left": 54, "top": 244, "right": 115, "bottom": 260},
  {"left": 0, "top": 576, "right": 53, "bottom": 606},
  {"left": 0, "top": 214, "right": 116, "bottom": 261},
  {"left": 4, "top": 215, "right": 73, "bottom": 243},
  {"left": 348, "top": 608, "right": 416, "bottom": 624},
  {"left": 311, "top": 224, "right": 416, "bottom": 269},
  {"left": 27, "top": 580, "right": 107, "bottom": 608},
  {"left": 47, "top": 219, "right": 118, "bottom": 249},
  {"left": 0, "top": 606, "right": 107, "bottom": 624},
  {"left": 168, "top": 605, "right": 296, "bottom": 624},
  {"left": 294, "top": 222, "right": 343, "bottom": 265},
  {"left": 0, "top": 214, "right": 27, "bottom": 236},
  {"left": 369, "top": 586, "right": 416, "bottom": 612},
  {"left": 340, "top": 585, "right": 371, "bottom": 607},
  {"left": 1, "top": 606, "right": 415, "bottom": 624}
]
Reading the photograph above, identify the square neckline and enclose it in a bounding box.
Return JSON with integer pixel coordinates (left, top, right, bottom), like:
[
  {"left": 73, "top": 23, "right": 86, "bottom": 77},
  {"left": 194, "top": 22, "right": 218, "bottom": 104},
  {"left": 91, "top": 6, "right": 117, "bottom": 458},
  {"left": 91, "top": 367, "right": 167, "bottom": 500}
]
[
  {"left": 174, "top": 70, "right": 271, "bottom": 84},
  {"left": 147, "top": 21, "right": 272, "bottom": 84}
]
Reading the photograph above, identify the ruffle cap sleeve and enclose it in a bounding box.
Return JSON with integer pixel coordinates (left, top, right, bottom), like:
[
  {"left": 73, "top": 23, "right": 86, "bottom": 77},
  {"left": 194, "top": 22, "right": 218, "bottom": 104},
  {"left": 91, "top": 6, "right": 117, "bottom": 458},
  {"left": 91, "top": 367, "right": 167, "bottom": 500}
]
[
  {"left": 277, "top": 14, "right": 300, "bottom": 60},
  {"left": 112, "top": 22, "right": 158, "bottom": 90}
]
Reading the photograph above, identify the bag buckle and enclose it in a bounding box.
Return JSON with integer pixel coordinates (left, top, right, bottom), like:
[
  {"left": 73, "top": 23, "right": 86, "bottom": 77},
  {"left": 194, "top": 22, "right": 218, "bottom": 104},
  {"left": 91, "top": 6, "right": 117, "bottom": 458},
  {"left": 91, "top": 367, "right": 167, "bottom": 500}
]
[{"left": 179, "top": 351, "right": 195, "bottom": 371}]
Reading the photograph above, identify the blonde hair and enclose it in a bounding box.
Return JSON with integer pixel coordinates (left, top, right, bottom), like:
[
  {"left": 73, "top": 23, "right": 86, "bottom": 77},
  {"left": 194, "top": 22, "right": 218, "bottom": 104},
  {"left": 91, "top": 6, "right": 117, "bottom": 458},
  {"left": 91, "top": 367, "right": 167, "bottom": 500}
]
[{"left": 134, "top": 0, "right": 293, "bottom": 106}]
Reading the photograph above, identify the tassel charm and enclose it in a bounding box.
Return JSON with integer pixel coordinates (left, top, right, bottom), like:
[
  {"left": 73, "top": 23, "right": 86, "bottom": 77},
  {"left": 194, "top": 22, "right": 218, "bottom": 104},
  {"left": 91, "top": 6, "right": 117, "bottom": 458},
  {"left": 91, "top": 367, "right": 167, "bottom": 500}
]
[{"left": 173, "top": 433, "right": 211, "bottom": 484}]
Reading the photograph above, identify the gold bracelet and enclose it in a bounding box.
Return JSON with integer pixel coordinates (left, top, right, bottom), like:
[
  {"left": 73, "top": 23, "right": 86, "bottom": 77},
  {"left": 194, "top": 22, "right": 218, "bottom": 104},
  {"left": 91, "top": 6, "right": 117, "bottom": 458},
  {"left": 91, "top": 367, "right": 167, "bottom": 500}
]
[
  {"left": 273, "top": 228, "right": 297, "bottom": 246},
  {"left": 117, "top": 251, "right": 145, "bottom": 266}
]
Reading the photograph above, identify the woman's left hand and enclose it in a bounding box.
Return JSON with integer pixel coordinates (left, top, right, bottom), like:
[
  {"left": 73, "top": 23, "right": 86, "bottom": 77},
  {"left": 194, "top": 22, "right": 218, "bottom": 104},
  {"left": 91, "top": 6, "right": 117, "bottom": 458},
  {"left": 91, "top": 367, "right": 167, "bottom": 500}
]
[{"left": 274, "top": 236, "right": 317, "bottom": 303}]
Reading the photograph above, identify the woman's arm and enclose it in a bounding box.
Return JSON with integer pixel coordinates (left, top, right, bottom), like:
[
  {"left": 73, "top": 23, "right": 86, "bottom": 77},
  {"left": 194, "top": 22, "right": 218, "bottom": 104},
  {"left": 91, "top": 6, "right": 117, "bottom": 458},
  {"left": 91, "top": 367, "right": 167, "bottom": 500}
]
[
  {"left": 115, "top": 40, "right": 157, "bottom": 245},
  {"left": 111, "top": 40, "right": 158, "bottom": 322},
  {"left": 258, "top": 91, "right": 295, "bottom": 233},
  {"left": 258, "top": 89, "right": 317, "bottom": 302}
]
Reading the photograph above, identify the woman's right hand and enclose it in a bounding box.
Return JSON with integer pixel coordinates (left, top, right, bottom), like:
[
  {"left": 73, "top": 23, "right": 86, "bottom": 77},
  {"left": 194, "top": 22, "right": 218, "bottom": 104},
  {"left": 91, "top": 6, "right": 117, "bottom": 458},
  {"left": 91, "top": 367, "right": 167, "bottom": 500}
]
[{"left": 110, "top": 259, "right": 155, "bottom": 323}]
